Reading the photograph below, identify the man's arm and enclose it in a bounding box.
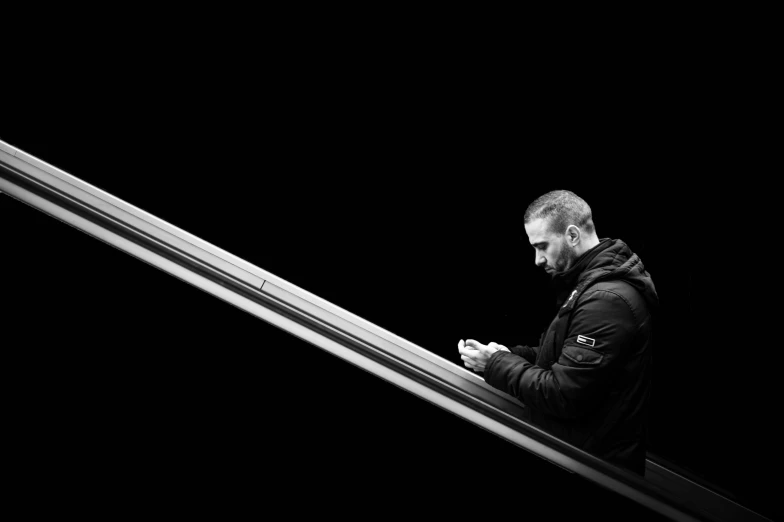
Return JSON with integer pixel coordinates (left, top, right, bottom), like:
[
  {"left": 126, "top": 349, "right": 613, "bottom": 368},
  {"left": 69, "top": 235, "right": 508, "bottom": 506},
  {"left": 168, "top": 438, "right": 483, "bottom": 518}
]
[
  {"left": 508, "top": 344, "right": 537, "bottom": 364},
  {"left": 482, "top": 289, "right": 635, "bottom": 419}
]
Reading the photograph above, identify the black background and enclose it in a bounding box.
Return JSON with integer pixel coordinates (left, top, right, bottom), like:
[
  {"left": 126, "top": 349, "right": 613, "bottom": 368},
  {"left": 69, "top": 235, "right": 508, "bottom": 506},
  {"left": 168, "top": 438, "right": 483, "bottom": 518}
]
[{"left": 1, "top": 41, "right": 778, "bottom": 519}]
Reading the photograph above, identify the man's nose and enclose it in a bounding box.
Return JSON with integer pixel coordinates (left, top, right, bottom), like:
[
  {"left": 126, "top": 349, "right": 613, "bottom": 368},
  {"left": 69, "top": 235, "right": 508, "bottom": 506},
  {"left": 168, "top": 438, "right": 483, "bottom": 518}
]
[{"left": 535, "top": 254, "right": 545, "bottom": 267}]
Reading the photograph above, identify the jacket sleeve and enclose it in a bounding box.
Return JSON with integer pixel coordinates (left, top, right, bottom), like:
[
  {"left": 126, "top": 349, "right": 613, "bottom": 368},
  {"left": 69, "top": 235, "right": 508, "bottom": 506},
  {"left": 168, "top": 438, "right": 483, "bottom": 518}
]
[
  {"left": 483, "top": 289, "right": 635, "bottom": 419},
  {"left": 508, "top": 344, "right": 537, "bottom": 364}
]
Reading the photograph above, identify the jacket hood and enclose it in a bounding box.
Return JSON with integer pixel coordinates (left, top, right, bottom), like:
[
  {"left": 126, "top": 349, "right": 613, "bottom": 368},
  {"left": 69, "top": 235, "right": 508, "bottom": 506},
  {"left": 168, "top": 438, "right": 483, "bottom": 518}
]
[{"left": 552, "top": 238, "right": 659, "bottom": 312}]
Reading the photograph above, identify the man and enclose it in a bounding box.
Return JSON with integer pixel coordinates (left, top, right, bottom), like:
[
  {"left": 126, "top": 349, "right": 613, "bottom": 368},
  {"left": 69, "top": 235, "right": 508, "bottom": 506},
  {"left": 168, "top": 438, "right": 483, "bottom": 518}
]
[{"left": 458, "top": 190, "right": 658, "bottom": 475}]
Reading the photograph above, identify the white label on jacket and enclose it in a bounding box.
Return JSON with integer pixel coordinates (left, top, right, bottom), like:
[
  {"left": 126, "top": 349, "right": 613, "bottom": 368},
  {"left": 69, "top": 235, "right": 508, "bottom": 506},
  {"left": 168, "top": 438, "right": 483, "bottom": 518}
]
[{"left": 576, "top": 335, "right": 596, "bottom": 347}]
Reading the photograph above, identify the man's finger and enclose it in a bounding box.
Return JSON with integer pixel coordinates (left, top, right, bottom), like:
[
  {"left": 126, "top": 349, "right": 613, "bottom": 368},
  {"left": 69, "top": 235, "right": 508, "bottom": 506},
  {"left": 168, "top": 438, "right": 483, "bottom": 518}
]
[
  {"left": 463, "top": 359, "right": 484, "bottom": 370},
  {"left": 462, "top": 357, "right": 478, "bottom": 367},
  {"left": 458, "top": 346, "right": 480, "bottom": 356},
  {"left": 478, "top": 342, "right": 498, "bottom": 353},
  {"left": 465, "top": 339, "right": 482, "bottom": 349}
]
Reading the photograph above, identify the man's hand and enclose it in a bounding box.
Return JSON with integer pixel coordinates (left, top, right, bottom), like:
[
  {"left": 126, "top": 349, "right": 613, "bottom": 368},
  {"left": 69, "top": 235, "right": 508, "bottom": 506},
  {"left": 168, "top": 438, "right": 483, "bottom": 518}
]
[{"left": 457, "top": 339, "right": 510, "bottom": 373}]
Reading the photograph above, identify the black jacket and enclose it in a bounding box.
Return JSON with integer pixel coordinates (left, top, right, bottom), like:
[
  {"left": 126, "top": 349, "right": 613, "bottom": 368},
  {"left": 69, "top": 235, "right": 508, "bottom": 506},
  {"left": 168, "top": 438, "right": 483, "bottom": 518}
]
[{"left": 484, "top": 238, "right": 658, "bottom": 475}]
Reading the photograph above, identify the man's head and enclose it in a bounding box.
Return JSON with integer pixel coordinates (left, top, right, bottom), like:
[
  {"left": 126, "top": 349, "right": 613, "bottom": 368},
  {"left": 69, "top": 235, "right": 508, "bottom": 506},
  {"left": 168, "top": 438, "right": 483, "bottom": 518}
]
[{"left": 523, "top": 190, "right": 600, "bottom": 274}]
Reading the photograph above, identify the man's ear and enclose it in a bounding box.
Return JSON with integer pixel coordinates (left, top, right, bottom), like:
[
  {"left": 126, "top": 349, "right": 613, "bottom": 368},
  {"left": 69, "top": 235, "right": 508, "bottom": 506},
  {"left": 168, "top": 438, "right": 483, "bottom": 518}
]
[{"left": 566, "top": 225, "right": 581, "bottom": 246}]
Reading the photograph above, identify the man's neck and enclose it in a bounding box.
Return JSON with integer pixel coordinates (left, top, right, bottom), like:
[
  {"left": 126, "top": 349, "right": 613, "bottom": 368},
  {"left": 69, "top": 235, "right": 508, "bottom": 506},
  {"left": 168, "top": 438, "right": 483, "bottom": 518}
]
[{"left": 575, "top": 235, "right": 601, "bottom": 257}]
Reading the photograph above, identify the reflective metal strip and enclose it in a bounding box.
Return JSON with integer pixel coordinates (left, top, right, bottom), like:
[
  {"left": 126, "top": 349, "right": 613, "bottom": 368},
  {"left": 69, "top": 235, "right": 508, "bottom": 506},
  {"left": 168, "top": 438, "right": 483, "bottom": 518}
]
[
  {"left": 260, "top": 280, "right": 522, "bottom": 408},
  {"left": 0, "top": 139, "right": 451, "bottom": 363},
  {"left": 0, "top": 138, "right": 267, "bottom": 287},
  {"left": 0, "top": 148, "right": 264, "bottom": 290},
  {"left": 0, "top": 139, "right": 15, "bottom": 155},
  {"left": 0, "top": 141, "right": 523, "bottom": 405},
  {"left": 646, "top": 460, "right": 769, "bottom": 522}
]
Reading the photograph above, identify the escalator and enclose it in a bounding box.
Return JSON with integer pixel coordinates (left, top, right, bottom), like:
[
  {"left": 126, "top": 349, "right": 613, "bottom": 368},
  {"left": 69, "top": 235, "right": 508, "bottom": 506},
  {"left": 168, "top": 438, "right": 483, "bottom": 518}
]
[{"left": 0, "top": 140, "right": 772, "bottom": 521}]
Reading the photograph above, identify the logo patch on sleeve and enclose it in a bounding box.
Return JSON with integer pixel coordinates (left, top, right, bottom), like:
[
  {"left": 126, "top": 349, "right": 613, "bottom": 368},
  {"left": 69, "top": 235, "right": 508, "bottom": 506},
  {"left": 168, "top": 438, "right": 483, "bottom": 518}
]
[{"left": 576, "top": 335, "right": 596, "bottom": 347}]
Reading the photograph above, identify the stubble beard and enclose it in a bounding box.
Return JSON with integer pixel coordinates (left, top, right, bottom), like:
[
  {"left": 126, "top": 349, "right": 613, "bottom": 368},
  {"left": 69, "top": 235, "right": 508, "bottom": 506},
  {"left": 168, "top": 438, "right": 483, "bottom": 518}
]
[{"left": 554, "top": 239, "right": 579, "bottom": 274}]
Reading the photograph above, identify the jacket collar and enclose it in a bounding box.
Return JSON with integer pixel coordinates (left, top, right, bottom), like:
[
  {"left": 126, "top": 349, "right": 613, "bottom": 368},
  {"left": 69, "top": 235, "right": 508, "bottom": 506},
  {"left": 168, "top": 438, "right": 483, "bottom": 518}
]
[{"left": 551, "top": 238, "right": 614, "bottom": 309}]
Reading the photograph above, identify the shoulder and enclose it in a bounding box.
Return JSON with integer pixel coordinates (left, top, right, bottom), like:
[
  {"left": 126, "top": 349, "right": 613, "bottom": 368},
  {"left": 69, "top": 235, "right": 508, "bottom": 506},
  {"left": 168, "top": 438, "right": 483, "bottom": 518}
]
[
  {"left": 567, "top": 284, "right": 638, "bottom": 338},
  {"left": 581, "top": 280, "right": 647, "bottom": 321},
  {"left": 589, "top": 280, "right": 639, "bottom": 300}
]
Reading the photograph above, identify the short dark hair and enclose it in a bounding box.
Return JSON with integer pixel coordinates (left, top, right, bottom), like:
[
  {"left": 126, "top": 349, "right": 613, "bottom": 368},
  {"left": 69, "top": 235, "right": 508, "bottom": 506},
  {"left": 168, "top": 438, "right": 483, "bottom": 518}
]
[{"left": 524, "top": 190, "right": 595, "bottom": 235}]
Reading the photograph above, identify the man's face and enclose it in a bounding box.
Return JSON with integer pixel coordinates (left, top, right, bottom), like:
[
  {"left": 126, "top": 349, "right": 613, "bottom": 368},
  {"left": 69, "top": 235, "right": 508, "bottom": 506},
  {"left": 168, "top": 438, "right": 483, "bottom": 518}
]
[{"left": 524, "top": 217, "right": 578, "bottom": 275}]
